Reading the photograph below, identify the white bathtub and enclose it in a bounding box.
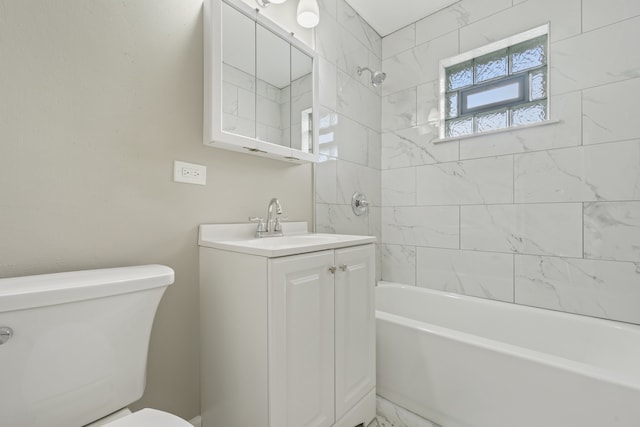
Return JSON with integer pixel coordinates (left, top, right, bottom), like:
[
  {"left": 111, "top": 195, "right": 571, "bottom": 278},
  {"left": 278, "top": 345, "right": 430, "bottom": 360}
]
[{"left": 375, "top": 282, "right": 640, "bottom": 427}]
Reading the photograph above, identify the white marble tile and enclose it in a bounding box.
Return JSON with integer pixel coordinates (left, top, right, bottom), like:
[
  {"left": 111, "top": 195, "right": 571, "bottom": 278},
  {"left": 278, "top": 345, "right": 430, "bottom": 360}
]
[
  {"left": 382, "top": 24, "right": 415, "bottom": 59},
  {"left": 459, "top": 0, "right": 581, "bottom": 52},
  {"left": 515, "top": 255, "right": 640, "bottom": 324},
  {"left": 257, "top": 79, "right": 281, "bottom": 103},
  {"left": 583, "top": 78, "right": 640, "bottom": 146},
  {"left": 336, "top": 26, "right": 371, "bottom": 82},
  {"left": 280, "top": 102, "right": 291, "bottom": 130},
  {"left": 550, "top": 15, "right": 640, "bottom": 95},
  {"left": 315, "top": 203, "right": 334, "bottom": 233},
  {"left": 382, "top": 168, "right": 416, "bottom": 206},
  {"left": 291, "top": 93, "right": 312, "bottom": 126},
  {"left": 415, "top": 0, "right": 512, "bottom": 45},
  {"left": 382, "top": 206, "right": 459, "bottom": 248},
  {"left": 382, "top": 126, "right": 459, "bottom": 169},
  {"left": 417, "top": 248, "right": 514, "bottom": 302},
  {"left": 280, "top": 86, "right": 291, "bottom": 105},
  {"left": 337, "top": 70, "right": 381, "bottom": 132},
  {"left": 382, "top": 88, "right": 417, "bottom": 132},
  {"left": 337, "top": 0, "right": 382, "bottom": 57},
  {"left": 334, "top": 113, "right": 369, "bottom": 165},
  {"left": 460, "top": 203, "right": 583, "bottom": 257},
  {"left": 315, "top": 14, "right": 340, "bottom": 65},
  {"left": 318, "top": 57, "right": 337, "bottom": 110},
  {"left": 380, "top": 244, "right": 416, "bottom": 285},
  {"left": 315, "top": 203, "right": 369, "bottom": 235},
  {"left": 417, "top": 156, "right": 514, "bottom": 206},
  {"left": 515, "top": 140, "right": 640, "bottom": 203},
  {"left": 256, "top": 95, "right": 281, "bottom": 128},
  {"left": 381, "top": 31, "right": 458, "bottom": 96},
  {"left": 459, "top": 91, "right": 581, "bottom": 160},
  {"left": 337, "top": 160, "right": 380, "bottom": 206},
  {"left": 375, "top": 395, "right": 440, "bottom": 427},
  {"left": 368, "top": 128, "right": 382, "bottom": 170},
  {"left": 368, "top": 52, "right": 383, "bottom": 97},
  {"left": 584, "top": 201, "right": 640, "bottom": 263},
  {"left": 415, "top": 80, "right": 439, "bottom": 128},
  {"left": 368, "top": 206, "right": 382, "bottom": 242},
  {"left": 222, "top": 82, "right": 238, "bottom": 115},
  {"left": 222, "top": 113, "right": 255, "bottom": 138},
  {"left": 315, "top": 155, "right": 337, "bottom": 204},
  {"left": 318, "top": 107, "right": 339, "bottom": 158},
  {"left": 582, "top": 0, "right": 640, "bottom": 32},
  {"left": 317, "top": 0, "right": 337, "bottom": 19},
  {"left": 222, "top": 63, "right": 255, "bottom": 92}
]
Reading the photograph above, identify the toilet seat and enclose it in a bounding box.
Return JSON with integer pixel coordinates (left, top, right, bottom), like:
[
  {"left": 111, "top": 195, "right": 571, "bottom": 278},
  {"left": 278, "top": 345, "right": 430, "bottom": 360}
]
[{"left": 103, "top": 408, "right": 193, "bottom": 427}]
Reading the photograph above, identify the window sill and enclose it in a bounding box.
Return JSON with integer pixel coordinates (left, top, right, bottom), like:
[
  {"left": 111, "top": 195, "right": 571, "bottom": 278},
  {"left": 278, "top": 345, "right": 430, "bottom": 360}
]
[{"left": 433, "top": 119, "right": 561, "bottom": 144}]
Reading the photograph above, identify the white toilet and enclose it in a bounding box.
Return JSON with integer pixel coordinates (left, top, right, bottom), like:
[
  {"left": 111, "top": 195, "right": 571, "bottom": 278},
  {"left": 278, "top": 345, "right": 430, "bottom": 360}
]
[{"left": 0, "top": 264, "right": 192, "bottom": 427}]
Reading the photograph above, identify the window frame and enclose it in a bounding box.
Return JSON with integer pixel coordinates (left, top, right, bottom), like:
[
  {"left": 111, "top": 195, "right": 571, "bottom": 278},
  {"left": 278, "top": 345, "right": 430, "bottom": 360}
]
[
  {"left": 460, "top": 74, "right": 528, "bottom": 115},
  {"left": 438, "top": 23, "right": 550, "bottom": 140}
]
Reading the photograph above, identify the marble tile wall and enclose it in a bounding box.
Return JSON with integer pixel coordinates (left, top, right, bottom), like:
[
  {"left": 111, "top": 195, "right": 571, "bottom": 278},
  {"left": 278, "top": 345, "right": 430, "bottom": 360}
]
[
  {"left": 314, "top": 0, "right": 382, "bottom": 278},
  {"left": 222, "top": 63, "right": 289, "bottom": 144},
  {"left": 378, "top": 0, "right": 640, "bottom": 324}
]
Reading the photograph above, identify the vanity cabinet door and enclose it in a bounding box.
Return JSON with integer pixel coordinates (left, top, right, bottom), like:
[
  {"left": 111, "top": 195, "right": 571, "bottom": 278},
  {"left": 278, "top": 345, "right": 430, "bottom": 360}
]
[
  {"left": 269, "top": 250, "right": 335, "bottom": 427},
  {"left": 334, "top": 244, "right": 376, "bottom": 420}
]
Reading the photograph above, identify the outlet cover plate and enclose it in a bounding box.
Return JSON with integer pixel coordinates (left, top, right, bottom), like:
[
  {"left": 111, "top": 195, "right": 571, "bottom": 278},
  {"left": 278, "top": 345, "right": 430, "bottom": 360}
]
[{"left": 174, "top": 160, "right": 206, "bottom": 185}]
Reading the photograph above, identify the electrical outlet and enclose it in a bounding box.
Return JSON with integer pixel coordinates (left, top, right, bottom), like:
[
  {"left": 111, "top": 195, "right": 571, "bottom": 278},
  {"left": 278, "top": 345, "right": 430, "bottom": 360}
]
[{"left": 174, "top": 160, "right": 206, "bottom": 185}]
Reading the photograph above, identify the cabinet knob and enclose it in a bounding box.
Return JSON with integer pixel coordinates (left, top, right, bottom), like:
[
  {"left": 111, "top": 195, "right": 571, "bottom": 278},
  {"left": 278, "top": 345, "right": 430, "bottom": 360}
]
[
  {"left": 328, "top": 266, "right": 337, "bottom": 274},
  {"left": 339, "top": 264, "right": 347, "bottom": 272}
]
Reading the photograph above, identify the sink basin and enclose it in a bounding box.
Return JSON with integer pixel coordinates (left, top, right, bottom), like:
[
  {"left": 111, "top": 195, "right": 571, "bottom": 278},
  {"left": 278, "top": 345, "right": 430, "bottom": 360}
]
[{"left": 198, "top": 222, "right": 376, "bottom": 257}]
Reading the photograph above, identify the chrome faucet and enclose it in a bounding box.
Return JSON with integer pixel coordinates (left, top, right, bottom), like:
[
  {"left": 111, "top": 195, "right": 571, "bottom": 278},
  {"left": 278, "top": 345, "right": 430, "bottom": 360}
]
[
  {"left": 266, "top": 198, "right": 283, "bottom": 233},
  {"left": 250, "top": 198, "right": 285, "bottom": 238}
]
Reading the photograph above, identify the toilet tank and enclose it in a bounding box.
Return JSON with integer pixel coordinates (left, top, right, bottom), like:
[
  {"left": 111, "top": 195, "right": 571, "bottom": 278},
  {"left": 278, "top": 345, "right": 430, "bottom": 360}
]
[{"left": 0, "top": 264, "right": 175, "bottom": 427}]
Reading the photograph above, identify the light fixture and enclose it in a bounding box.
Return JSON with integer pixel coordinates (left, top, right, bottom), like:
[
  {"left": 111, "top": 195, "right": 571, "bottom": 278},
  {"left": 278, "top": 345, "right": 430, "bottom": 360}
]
[
  {"left": 297, "top": 0, "right": 320, "bottom": 28},
  {"left": 256, "top": 0, "right": 287, "bottom": 7}
]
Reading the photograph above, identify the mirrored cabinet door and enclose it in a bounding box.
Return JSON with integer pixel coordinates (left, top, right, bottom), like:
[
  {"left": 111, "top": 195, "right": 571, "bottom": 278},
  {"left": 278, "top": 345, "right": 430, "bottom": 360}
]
[
  {"left": 221, "top": 2, "right": 256, "bottom": 139},
  {"left": 290, "top": 47, "right": 313, "bottom": 154},
  {"left": 256, "top": 25, "right": 290, "bottom": 147},
  {"left": 204, "top": 0, "right": 319, "bottom": 163}
]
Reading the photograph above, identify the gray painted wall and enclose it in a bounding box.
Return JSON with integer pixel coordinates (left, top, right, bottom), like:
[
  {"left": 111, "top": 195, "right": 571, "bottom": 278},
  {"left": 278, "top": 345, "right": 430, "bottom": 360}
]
[{"left": 0, "top": 0, "right": 312, "bottom": 420}]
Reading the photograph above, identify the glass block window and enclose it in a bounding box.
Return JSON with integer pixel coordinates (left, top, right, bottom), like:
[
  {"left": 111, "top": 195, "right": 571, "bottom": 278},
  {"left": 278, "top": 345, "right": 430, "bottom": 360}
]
[{"left": 439, "top": 25, "right": 549, "bottom": 139}]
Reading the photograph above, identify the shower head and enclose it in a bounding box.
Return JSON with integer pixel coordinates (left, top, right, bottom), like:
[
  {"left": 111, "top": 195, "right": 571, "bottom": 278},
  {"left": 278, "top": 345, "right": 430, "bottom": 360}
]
[{"left": 356, "top": 66, "right": 387, "bottom": 87}]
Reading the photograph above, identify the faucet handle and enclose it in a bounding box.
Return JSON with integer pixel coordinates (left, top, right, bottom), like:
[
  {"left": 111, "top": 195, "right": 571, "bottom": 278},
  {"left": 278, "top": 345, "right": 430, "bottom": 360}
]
[
  {"left": 274, "top": 216, "right": 289, "bottom": 232},
  {"left": 249, "top": 216, "right": 266, "bottom": 232}
]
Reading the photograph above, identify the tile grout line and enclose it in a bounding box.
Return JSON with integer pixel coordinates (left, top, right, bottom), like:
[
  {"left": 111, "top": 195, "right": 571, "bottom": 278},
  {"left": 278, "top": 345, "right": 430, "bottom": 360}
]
[
  {"left": 375, "top": 240, "right": 638, "bottom": 265},
  {"left": 378, "top": 137, "right": 640, "bottom": 171}
]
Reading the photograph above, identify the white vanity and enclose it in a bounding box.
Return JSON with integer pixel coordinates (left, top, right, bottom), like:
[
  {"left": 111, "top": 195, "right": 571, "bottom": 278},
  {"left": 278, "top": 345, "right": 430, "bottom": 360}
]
[{"left": 199, "top": 222, "right": 376, "bottom": 427}]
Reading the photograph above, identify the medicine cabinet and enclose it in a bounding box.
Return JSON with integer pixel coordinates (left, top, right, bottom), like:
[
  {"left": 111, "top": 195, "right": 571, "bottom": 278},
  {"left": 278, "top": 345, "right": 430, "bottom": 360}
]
[{"left": 204, "top": 0, "right": 319, "bottom": 163}]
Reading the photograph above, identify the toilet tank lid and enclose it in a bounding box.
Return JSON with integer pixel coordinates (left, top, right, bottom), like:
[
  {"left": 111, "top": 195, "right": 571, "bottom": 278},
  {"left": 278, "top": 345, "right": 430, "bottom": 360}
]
[
  {"left": 0, "top": 264, "right": 174, "bottom": 313},
  {"left": 103, "top": 409, "right": 192, "bottom": 427}
]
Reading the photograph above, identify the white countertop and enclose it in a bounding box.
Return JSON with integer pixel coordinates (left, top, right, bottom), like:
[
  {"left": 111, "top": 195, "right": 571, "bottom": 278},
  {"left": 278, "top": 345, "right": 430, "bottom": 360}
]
[{"left": 198, "top": 222, "right": 376, "bottom": 257}]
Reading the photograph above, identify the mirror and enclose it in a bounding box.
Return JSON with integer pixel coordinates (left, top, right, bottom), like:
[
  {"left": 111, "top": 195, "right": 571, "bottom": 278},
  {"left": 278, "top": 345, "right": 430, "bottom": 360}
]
[
  {"left": 221, "top": 2, "right": 256, "bottom": 139},
  {"left": 290, "top": 47, "right": 313, "bottom": 152},
  {"left": 256, "top": 24, "right": 290, "bottom": 146},
  {"left": 204, "top": 0, "right": 319, "bottom": 163}
]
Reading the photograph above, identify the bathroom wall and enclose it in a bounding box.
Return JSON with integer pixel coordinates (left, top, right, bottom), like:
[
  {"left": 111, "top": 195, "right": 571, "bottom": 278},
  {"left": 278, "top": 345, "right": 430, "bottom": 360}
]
[
  {"left": 380, "top": 0, "right": 640, "bottom": 324},
  {"left": 312, "top": 0, "right": 382, "bottom": 276},
  {"left": 0, "top": 0, "right": 313, "bottom": 421}
]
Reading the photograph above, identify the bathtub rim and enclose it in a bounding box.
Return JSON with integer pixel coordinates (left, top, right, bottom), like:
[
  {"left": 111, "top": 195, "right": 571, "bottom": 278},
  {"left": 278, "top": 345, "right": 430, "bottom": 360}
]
[{"left": 376, "top": 282, "right": 640, "bottom": 392}]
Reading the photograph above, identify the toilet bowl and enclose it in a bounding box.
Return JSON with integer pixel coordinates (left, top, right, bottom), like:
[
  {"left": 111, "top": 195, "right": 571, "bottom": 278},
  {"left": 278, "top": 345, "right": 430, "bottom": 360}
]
[
  {"left": 0, "top": 265, "right": 191, "bottom": 427},
  {"left": 85, "top": 407, "right": 192, "bottom": 427},
  {"left": 99, "top": 408, "right": 193, "bottom": 427}
]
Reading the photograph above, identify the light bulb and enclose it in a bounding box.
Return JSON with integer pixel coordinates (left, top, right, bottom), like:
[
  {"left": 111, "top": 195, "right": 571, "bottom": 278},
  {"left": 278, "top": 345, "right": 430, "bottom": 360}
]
[{"left": 297, "top": 0, "right": 319, "bottom": 28}]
